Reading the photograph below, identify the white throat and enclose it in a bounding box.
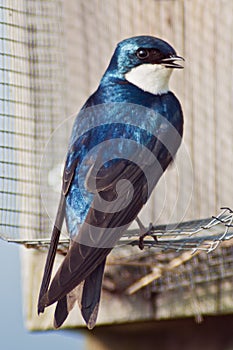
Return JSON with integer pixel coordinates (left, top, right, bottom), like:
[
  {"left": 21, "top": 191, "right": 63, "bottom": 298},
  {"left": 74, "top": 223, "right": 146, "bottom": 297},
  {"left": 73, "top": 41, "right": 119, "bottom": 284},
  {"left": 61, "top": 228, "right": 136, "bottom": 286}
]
[{"left": 125, "top": 63, "right": 172, "bottom": 95}]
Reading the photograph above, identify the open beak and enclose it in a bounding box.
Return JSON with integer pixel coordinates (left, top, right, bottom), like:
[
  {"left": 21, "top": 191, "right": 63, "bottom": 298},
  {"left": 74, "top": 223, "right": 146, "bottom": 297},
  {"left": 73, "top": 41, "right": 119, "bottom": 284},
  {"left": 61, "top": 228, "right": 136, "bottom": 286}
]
[{"left": 161, "top": 55, "right": 185, "bottom": 69}]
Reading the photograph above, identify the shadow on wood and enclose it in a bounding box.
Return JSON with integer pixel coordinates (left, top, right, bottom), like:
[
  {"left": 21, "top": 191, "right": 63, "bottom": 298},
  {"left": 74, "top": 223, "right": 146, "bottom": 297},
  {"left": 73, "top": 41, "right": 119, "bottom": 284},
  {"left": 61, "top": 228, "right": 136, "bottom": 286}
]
[{"left": 85, "top": 315, "right": 233, "bottom": 350}]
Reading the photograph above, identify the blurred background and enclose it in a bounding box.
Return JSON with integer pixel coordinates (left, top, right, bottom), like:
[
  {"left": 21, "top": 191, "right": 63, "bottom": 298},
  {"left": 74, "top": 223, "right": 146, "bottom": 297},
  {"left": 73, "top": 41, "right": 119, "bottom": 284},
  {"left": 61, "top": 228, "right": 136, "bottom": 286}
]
[{"left": 0, "top": 240, "right": 85, "bottom": 349}]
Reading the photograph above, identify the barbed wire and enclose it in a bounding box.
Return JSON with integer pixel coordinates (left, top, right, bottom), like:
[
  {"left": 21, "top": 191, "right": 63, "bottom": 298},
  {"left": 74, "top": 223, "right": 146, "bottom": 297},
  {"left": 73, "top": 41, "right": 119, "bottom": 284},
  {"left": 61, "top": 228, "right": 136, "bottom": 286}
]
[
  {"left": 1, "top": 207, "right": 233, "bottom": 255},
  {"left": 107, "top": 207, "right": 233, "bottom": 296}
]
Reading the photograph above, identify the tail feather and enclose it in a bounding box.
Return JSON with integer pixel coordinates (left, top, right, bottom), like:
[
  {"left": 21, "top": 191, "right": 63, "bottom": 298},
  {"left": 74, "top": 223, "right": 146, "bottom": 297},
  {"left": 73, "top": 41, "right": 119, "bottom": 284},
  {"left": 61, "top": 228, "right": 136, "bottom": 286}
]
[
  {"left": 81, "top": 259, "right": 106, "bottom": 329},
  {"left": 54, "top": 283, "right": 84, "bottom": 328},
  {"left": 53, "top": 261, "right": 106, "bottom": 329},
  {"left": 54, "top": 296, "right": 68, "bottom": 328}
]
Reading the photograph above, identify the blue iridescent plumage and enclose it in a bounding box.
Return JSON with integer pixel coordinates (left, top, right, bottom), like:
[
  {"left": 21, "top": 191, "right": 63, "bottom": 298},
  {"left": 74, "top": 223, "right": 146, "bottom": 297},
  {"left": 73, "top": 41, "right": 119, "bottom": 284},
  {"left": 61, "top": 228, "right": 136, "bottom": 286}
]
[{"left": 38, "top": 35, "right": 184, "bottom": 329}]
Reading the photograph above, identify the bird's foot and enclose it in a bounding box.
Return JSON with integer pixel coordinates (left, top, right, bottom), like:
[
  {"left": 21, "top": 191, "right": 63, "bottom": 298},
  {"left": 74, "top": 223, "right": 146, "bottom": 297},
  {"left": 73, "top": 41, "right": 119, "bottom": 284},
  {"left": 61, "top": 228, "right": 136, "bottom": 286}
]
[
  {"left": 138, "top": 222, "right": 155, "bottom": 250},
  {"left": 135, "top": 217, "right": 155, "bottom": 250}
]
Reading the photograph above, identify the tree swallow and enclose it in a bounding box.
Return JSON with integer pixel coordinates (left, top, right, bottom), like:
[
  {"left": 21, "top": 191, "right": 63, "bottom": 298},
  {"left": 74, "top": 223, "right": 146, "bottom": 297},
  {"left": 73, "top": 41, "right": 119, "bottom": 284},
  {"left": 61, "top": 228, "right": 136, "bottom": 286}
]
[{"left": 38, "top": 35, "right": 184, "bottom": 329}]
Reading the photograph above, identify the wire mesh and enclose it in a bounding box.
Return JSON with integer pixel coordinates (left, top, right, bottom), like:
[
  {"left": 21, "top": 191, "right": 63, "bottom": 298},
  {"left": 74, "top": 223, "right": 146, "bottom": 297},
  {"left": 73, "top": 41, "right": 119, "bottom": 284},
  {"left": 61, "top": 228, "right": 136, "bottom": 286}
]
[
  {"left": 1, "top": 0, "right": 233, "bottom": 243},
  {"left": 1, "top": 0, "right": 233, "bottom": 314},
  {"left": 103, "top": 208, "right": 233, "bottom": 304},
  {"left": 0, "top": 2, "right": 67, "bottom": 240}
]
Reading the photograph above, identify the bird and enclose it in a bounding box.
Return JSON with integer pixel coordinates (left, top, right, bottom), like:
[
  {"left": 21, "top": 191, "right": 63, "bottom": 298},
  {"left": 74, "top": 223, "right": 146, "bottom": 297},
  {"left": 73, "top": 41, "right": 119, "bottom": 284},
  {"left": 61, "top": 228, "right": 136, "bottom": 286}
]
[{"left": 38, "top": 35, "right": 184, "bottom": 329}]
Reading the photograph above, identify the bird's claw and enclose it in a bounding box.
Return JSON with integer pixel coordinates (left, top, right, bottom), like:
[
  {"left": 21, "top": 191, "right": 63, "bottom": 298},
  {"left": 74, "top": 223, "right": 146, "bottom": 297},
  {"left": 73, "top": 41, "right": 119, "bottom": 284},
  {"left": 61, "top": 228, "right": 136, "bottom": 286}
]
[{"left": 138, "top": 222, "right": 154, "bottom": 250}]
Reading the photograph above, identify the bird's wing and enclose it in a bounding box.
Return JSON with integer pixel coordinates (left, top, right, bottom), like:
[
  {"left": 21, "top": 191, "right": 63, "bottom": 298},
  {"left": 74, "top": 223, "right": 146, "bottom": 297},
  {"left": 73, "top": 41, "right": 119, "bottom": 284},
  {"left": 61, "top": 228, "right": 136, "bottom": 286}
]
[
  {"left": 37, "top": 193, "right": 66, "bottom": 313},
  {"left": 39, "top": 155, "right": 151, "bottom": 308},
  {"left": 37, "top": 152, "right": 80, "bottom": 314}
]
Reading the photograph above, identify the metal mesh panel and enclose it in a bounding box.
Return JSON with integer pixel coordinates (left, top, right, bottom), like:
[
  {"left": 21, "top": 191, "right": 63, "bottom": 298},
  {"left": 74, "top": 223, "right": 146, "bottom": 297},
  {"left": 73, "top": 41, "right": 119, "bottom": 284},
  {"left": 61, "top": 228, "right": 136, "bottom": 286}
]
[
  {"left": 0, "top": 2, "right": 67, "bottom": 240},
  {"left": 2, "top": 0, "right": 233, "bottom": 242}
]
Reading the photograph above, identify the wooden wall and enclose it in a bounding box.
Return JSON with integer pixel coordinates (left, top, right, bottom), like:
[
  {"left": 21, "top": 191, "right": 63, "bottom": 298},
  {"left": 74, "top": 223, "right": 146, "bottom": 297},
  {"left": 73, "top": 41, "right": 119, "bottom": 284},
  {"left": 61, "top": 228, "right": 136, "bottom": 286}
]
[{"left": 55, "top": 0, "right": 233, "bottom": 230}]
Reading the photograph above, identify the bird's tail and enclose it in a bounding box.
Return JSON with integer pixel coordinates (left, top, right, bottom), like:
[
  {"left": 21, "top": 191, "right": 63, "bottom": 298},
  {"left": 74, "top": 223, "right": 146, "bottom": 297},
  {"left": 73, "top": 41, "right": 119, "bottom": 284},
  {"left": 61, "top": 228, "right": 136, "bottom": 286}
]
[
  {"left": 81, "top": 258, "right": 106, "bottom": 329},
  {"left": 54, "top": 259, "right": 106, "bottom": 329},
  {"left": 54, "top": 284, "right": 83, "bottom": 328}
]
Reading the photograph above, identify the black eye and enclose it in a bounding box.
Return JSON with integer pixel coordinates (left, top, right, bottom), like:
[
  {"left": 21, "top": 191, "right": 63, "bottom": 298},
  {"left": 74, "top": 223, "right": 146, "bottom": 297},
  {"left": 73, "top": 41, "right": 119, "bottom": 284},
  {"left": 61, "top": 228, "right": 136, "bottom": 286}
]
[{"left": 136, "top": 48, "right": 149, "bottom": 60}]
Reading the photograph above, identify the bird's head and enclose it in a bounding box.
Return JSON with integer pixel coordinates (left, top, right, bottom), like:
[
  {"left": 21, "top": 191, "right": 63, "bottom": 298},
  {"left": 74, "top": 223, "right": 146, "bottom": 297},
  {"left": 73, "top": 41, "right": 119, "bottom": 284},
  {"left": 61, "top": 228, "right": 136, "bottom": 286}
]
[{"left": 104, "top": 36, "right": 184, "bottom": 95}]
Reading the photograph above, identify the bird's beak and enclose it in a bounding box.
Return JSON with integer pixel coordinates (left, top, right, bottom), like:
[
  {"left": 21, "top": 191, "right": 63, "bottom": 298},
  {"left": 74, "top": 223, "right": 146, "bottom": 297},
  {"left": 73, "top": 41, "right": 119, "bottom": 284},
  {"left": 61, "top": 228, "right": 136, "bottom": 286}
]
[{"left": 160, "top": 55, "right": 185, "bottom": 69}]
